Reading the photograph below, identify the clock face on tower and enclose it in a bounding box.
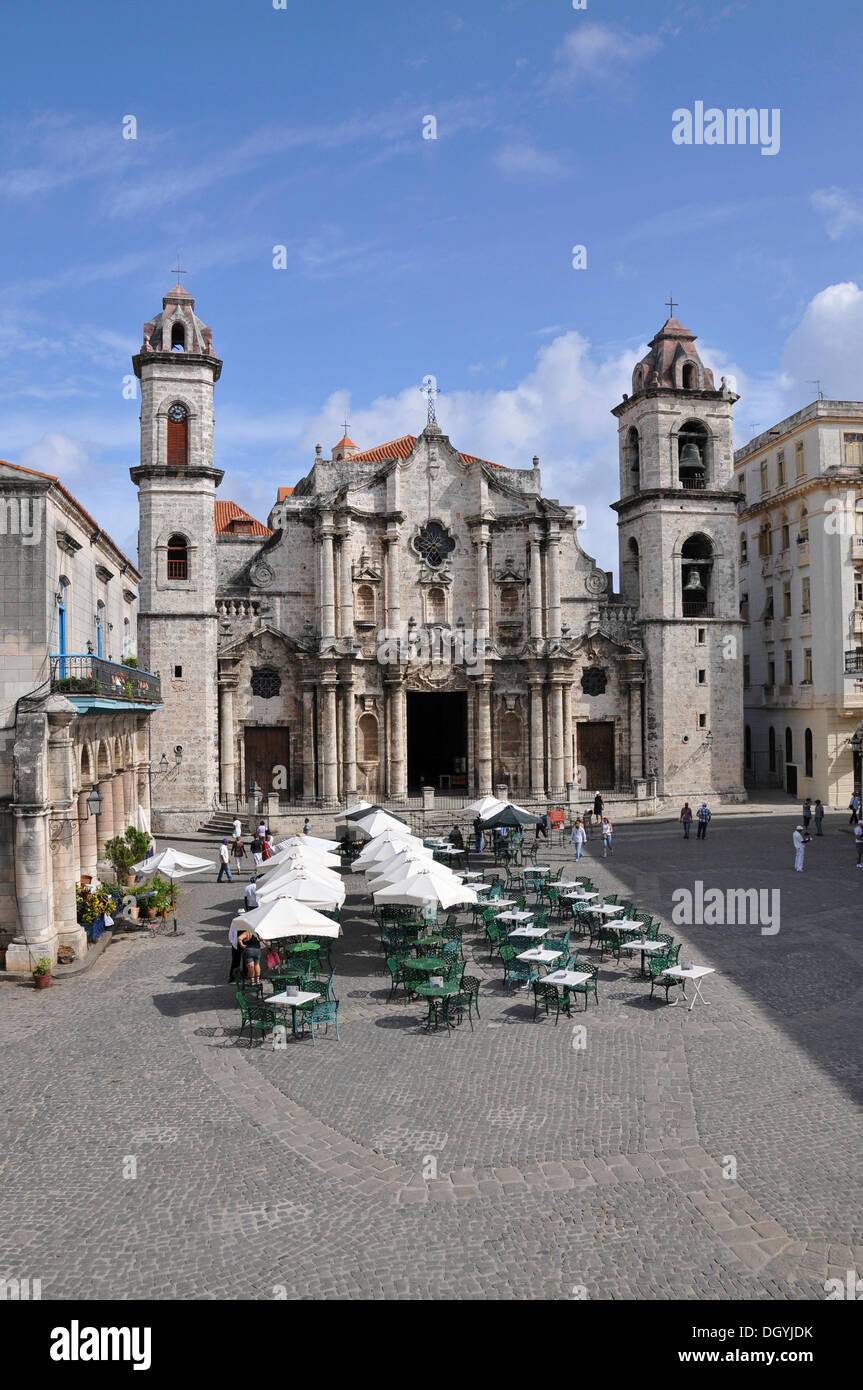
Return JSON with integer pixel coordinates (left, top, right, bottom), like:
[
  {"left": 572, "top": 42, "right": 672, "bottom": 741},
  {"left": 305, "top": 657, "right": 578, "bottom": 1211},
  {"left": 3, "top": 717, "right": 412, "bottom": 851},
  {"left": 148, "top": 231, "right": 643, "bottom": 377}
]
[{"left": 168, "top": 403, "right": 188, "bottom": 423}]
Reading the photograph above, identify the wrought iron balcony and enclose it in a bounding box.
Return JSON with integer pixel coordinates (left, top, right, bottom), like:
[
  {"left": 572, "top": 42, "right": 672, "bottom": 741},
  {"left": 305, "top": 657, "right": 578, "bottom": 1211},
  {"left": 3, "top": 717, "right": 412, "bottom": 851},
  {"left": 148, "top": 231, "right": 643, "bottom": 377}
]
[
  {"left": 845, "top": 651, "right": 863, "bottom": 674},
  {"left": 679, "top": 475, "right": 706, "bottom": 490},
  {"left": 50, "top": 654, "right": 161, "bottom": 706},
  {"left": 682, "top": 601, "right": 715, "bottom": 618}
]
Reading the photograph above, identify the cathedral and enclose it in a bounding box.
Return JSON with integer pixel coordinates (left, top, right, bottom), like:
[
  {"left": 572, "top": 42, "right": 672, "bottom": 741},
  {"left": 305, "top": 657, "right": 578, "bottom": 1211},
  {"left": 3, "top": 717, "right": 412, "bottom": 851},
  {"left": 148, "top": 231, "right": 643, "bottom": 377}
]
[{"left": 130, "top": 281, "right": 745, "bottom": 832}]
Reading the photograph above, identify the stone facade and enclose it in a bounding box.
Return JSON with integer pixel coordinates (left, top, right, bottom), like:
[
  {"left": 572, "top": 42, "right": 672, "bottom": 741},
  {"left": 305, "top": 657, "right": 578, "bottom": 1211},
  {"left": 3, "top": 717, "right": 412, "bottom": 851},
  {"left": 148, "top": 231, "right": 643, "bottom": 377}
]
[
  {"left": 130, "top": 290, "right": 745, "bottom": 831},
  {"left": 0, "top": 461, "right": 158, "bottom": 969},
  {"left": 736, "top": 402, "right": 863, "bottom": 804}
]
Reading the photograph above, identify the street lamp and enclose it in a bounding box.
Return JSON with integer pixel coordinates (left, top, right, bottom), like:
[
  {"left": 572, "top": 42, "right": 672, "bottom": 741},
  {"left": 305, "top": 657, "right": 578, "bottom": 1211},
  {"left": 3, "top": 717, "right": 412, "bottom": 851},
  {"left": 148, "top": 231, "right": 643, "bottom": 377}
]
[
  {"left": 86, "top": 784, "right": 103, "bottom": 818},
  {"left": 158, "top": 754, "right": 169, "bottom": 774}
]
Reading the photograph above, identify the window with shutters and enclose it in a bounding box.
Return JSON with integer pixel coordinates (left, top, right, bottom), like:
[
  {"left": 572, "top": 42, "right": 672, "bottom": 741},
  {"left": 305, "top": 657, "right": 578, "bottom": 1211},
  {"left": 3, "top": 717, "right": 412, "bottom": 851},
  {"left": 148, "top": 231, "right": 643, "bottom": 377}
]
[{"left": 167, "top": 403, "right": 189, "bottom": 466}]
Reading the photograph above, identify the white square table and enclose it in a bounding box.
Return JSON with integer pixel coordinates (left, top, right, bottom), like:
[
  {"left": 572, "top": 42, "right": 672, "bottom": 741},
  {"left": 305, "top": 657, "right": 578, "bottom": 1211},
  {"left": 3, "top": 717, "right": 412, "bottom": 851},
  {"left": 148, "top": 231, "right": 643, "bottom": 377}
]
[
  {"left": 618, "top": 938, "right": 666, "bottom": 976},
  {"left": 508, "top": 925, "right": 548, "bottom": 941},
  {"left": 496, "top": 909, "right": 534, "bottom": 924},
  {"left": 545, "top": 969, "right": 591, "bottom": 988},
  {"left": 661, "top": 965, "right": 716, "bottom": 1010},
  {"left": 487, "top": 898, "right": 516, "bottom": 911},
  {"left": 516, "top": 947, "right": 562, "bottom": 965},
  {"left": 614, "top": 920, "right": 645, "bottom": 933},
  {"left": 512, "top": 865, "right": 552, "bottom": 874},
  {"left": 268, "top": 989, "right": 320, "bottom": 1036},
  {"left": 593, "top": 904, "right": 625, "bottom": 917},
  {"left": 461, "top": 871, "right": 486, "bottom": 881},
  {"left": 563, "top": 891, "right": 598, "bottom": 901},
  {"left": 555, "top": 880, "right": 582, "bottom": 890}
]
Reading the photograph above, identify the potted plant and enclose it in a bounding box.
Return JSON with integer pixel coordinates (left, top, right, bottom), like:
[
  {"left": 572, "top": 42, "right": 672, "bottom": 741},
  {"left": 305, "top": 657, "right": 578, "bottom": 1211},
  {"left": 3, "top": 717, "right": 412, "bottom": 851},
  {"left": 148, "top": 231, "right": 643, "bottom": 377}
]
[
  {"left": 123, "top": 655, "right": 138, "bottom": 668},
  {"left": 32, "top": 957, "right": 52, "bottom": 989},
  {"left": 105, "top": 834, "right": 137, "bottom": 885},
  {"left": 124, "top": 825, "right": 150, "bottom": 863}
]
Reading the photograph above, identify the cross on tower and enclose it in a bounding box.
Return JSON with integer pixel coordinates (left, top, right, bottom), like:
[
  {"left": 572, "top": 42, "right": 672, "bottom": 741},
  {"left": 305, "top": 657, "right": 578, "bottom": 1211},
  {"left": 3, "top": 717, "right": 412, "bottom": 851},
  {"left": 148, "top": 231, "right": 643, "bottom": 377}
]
[
  {"left": 420, "top": 375, "right": 439, "bottom": 424},
  {"left": 172, "top": 257, "right": 187, "bottom": 283},
  {"left": 665, "top": 295, "right": 678, "bottom": 319}
]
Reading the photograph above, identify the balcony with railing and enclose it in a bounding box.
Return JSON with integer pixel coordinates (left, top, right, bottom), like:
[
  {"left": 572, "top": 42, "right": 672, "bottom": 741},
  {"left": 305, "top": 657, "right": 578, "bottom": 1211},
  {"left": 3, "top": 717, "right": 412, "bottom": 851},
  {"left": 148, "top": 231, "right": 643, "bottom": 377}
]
[
  {"left": 682, "top": 601, "right": 715, "bottom": 618},
  {"left": 50, "top": 654, "right": 161, "bottom": 709},
  {"left": 844, "top": 651, "right": 863, "bottom": 674}
]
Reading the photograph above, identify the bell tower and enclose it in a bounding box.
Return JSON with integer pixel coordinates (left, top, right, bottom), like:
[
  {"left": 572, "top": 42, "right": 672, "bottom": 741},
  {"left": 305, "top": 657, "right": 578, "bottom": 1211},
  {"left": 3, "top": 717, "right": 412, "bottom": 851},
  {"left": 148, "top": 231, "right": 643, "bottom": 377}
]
[
  {"left": 611, "top": 313, "right": 745, "bottom": 800},
  {"left": 130, "top": 276, "right": 223, "bottom": 828}
]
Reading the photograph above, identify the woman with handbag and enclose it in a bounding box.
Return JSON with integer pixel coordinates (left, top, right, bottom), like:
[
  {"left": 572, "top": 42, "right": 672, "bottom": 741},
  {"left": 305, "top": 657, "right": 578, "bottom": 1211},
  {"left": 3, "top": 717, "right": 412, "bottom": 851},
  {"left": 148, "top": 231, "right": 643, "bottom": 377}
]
[{"left": 237, "top": 928, "right": 263, "bottom": 985}]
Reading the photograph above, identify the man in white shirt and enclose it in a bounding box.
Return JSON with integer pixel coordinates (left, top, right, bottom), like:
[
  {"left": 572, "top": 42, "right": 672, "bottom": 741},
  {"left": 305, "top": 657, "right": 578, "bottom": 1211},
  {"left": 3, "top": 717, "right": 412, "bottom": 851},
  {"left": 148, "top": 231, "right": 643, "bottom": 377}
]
[
  {"left": 244, "top": 878, "right": 258, "bottom": 910},
  {"left": 570, "top": 819, "right": 587, "bottom": 860},
  {"left": 217, "top": 839, "right": 233, "bottom": 883},
  {"left": 792, "top": 825, "right": 806, "bottom": 872}
]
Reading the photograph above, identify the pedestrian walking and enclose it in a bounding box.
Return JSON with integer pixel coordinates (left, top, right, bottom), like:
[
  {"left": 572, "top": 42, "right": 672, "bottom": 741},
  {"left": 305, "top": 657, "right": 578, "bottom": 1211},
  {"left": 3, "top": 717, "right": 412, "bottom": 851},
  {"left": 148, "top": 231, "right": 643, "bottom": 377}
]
[
  {"left": 802, "top": 797, "right": 812, "bottom": 830},
  {"left": 570, "top": 818, "right": 587, "bottom": 860},
  {"left": 855, "top": 822, "right": 863, "bottom": 868},
  {"left": 473, "top": 815, "right": 484, "bottom": 853},
  {"left": 232, "top": 838, "right": 246, "bottom": 879},
  {"left": 450, "top": 825, "right": 464, "bottom": 850},
  {"left": 849, "top": 793, "right": 860, "bottom": 826},
  {"left": 535, "top": 811, "right": 549, "bottom": 841},
  {"left": 303, "top": 817, "right": 312, "bottom": 835},
  {"left": 232, "top": 817, "right": 242, "bottom": 842},
  {"left": 601, "top": 816, "right": 613, "bottom": 857},
  {"left": 793, "top": 824, "right": 808, "bottom": 872},
  {"left": 217, "top": 838, "right": 233, "bottom": 883},
  {"left": 251, "top": 835, "right": 264, "bottom": 869},
  {"left": 244, "top": 877, "right": 259, "bottom": 909},
  {"left": 593, "top": 792, "right": 604, "bottom": 820},
  {"left": 261, "top": 834, "right": 274, "bottom": 861},
  {"left": 680, "top": 802, "right": 693, "bottom": 839},
  {"left": 696, "top": 803, "right": 712, "bottom": 839},
  {"left": 256, "top": 820, "right": 267, "bottom": 841},
  {"left": 814, "top": 799, "right": 825, "bottom": 835}
]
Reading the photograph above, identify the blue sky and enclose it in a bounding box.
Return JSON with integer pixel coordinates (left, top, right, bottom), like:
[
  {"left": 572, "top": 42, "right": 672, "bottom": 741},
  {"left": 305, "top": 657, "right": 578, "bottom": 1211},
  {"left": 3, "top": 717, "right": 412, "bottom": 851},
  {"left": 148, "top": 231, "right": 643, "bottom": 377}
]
[{"left": 1, "top": 0, "right": 862, "bottom": 575}]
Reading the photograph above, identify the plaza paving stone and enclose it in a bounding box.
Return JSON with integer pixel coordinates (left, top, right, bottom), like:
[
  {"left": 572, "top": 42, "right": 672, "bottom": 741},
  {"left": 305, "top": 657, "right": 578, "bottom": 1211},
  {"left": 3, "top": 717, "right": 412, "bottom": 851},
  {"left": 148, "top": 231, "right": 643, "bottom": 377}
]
[{"left": 1, "top": 810, "right": 861, "bottom": 1300}]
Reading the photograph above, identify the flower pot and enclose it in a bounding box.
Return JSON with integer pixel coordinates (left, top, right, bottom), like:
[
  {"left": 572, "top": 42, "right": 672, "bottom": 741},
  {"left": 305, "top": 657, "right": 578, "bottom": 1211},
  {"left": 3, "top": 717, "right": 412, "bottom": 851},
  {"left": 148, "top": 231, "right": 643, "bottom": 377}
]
[
  {"left": 126, "top": 905, "right": 140, "bottom": 921},
  {"left": 146, "top": 907, "right": 158, "bottom": 921},
  {"left": 33, "top": 974, "right": 51, "bottom": 989}
]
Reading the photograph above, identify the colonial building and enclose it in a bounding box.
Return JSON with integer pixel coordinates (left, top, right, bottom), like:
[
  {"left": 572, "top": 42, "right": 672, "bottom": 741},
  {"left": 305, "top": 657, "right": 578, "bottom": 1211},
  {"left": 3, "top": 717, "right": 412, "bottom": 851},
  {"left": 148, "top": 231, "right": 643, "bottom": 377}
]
[
  {"left": 0, "top": 460, "right": 160, "bottom": 970},
  {"left": 130, "top": 283, "right": 745, "bottom": 832},
  {"left": 736, "top": 401, "right": 863, "bottom": 802}
]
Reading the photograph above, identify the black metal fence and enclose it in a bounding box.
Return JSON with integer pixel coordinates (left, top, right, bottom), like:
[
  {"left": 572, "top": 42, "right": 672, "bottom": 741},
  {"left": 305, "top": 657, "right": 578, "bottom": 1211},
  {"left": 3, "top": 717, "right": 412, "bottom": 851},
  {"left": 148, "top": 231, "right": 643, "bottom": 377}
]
[{"left": 50, "top": 654, "right": 161, "bottom": 704}]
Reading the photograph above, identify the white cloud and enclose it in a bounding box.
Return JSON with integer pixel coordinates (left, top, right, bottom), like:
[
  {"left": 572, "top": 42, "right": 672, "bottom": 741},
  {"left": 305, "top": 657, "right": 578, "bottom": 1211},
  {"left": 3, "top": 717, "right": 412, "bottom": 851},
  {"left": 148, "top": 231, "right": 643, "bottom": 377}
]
[
  {"left": 811, "top": 187, "right": 863, "bottom": 240},
  {"left": 493, "top": 141, "right": 565, "bottom": 178},
  {"left": 17, "top": 431, "right": 92, "bottom": 479},
  {"left": 782, "top": 281, "right": 863, "bottom": 400},
  {"left": 552, "top": 23, "right": 662, "bottom": 87}
]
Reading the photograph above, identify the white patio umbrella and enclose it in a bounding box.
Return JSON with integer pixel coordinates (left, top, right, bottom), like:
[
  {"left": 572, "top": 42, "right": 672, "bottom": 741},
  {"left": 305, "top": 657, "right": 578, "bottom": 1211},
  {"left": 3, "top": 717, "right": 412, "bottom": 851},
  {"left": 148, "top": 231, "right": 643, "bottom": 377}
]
[
  {"left": 353, "top": 809, "right": 411, "bottom": 839},
  {"left": 463, "top": 795, "right": 507, "bottom": 817},
  {"left": 359, "top": 842, "right": 431, "bottom": 871},
  {"left": 259, "top": 845, "right": 342, "bottom": 873},
  {"left": 256, "top": 868, "right": 345, "bottom": 908},
  {"left": 232, "top": 896, "right": 339, "bottom": 941},
  {"left": 131, "top": 848, "right": 215, "bottom": 935},
  {"left": 373, "top": 871, "right": 478, "bottom": 910},
  {"left": 364, "top": 847, "right": 442, "bottom": 881},
  {"left": 354, "top": 833, "right": 427, "bottom": 866},
  {"left": 334, "top": 800, "right": 374, "bottom": 822},
  {"left": 367, "top": 860, "right": 460, "bottom": 891},
  {"left": 275, "top": 834, "right": 340, "bottom": 853}
]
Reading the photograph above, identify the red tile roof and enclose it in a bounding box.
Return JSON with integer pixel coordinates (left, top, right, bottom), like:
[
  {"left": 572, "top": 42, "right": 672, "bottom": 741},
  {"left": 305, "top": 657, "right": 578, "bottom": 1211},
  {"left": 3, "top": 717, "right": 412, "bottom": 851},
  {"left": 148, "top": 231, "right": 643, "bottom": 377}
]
[
  {"left": 348, "top": 435, "right": 504, "bottom": 469},
  {"left": 334, "top": 434, "right": 357, "bottom": 450},
  {"left": 276, "top": 486, "right": 294, "bottom": 501},
  {"left": 215, "top": 500, "right": 272, "bottom": 536}
]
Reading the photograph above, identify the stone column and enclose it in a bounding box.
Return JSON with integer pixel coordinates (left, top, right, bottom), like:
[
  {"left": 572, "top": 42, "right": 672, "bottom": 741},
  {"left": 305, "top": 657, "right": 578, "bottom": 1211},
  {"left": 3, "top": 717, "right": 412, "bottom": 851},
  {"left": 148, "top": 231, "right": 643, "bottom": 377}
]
[
  {"left": 123, "top": 767, "right": 135, "bottom": 823},
  {"left": 339, "top": 526, "right": 354, "bottom": 636},
  {"left": 302, "top": 686, "right": 316, "bottom": 799},
  {"left": 388, "top": 678, "right": 407, "bottom": 798},
  {"left": 529, "top": 676, "right": 546, "bottom": 796},
  {"left": 111, "top": 772, "right": 125, "bottom": 838},
  {"left": 319, "top": 519, "right": 336, "bottom": 640},
  {"left": 320, "top": 678, "right": 338, "bottom": 802},
  {"left": 549, "top": 681, "right": 564, "bottom": 792},
  {"left": 476, "top": 680, "right": 492, "bottom": 793},
  {"left": 562, "top": 682, "right": 574, "bottom": 786},
  {"left": 546, "top": 526, "right": 561, "bottom": 639},
  {"left": 52, "top": 811, "right": 83, "bottom": 957},
  {"left": 529, "top": 532, "right": 543, "bottom": 640},
  {"left": 96, "top": 777, "right": 115, "bottom": 860},
  {"left": 466, "top": 683, "right": 476, "bottom": 792},
  {"left": 628, "top": 680, "right": 644, "bottom": 782},
  {"left": 342, "top": 681, "right": 357, "bottom": 802},
  {"left": 386, "top": 528, "right": 401, "bottom": 634},
  {"left": 137, "top": 762, "right": 151, "bottom": 826},
  {"left": 475, "top": 529, "right": 491, "bottom": 636},
  {"left": 5, "top": 808, "right": 57, "bottom": 971},
  {"left": 78, "top": 788, "right": 99, "bottom": 882},
  {"left": 218, "top": 677, "right": 237, "bottom": 799}
]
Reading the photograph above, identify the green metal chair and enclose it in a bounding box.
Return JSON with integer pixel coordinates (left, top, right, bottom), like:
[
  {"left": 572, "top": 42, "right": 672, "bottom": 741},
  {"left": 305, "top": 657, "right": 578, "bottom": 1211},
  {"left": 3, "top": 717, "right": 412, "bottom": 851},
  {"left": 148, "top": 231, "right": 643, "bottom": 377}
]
[
  {"left": 460, "top": 975, "right": 481, "bottom": 1022},
  {"left": 297, "top": 997, "right": 340, "bottom": 1044},
  {"left": 566, "top": 964, "right": 598, "bottom": 1011},
  {"left": 235, "top": 991, "right": 276, "bottom": 1046},
  {"left": 533, "top": 979, "right": 566, "bottom": 1024},
  {"left": 648, "top": 953, "right": 684, "bottom": 1004}
]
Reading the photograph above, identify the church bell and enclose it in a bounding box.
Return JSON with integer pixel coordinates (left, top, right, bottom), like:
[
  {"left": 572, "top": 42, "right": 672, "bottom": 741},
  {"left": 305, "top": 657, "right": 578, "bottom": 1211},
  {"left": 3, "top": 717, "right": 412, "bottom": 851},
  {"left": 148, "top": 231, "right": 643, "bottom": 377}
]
[
  {"left": 680, "top": 441, "right": 703, "bottom": 469},
  {"left": 683, "top": 568, "right": 705, "bottom": 592}
]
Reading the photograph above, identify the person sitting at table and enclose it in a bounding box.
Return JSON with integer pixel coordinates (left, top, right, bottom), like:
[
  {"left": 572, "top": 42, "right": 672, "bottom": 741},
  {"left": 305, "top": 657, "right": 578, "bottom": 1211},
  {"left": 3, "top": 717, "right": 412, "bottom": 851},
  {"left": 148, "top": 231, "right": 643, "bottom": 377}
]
[
  {"left": 237, "top": 927, "right": 262, "bottom": 985},
  {"left": 450, "top": 825, "right": 464, "bottom": 849}
]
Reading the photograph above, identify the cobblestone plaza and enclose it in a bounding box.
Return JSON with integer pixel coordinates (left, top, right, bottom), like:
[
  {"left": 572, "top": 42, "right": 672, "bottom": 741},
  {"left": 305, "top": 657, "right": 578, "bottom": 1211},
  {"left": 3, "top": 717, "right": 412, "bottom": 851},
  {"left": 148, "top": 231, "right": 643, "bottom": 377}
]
[{"left": 2, "top": 810, "right": 860, "bottom": 1301}]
